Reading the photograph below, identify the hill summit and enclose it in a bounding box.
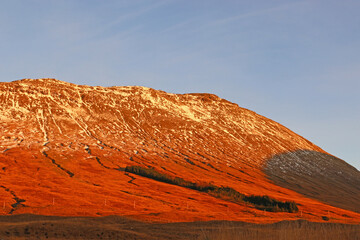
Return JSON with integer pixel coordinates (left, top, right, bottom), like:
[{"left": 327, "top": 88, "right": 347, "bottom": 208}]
[{"left": 0, "top": 78, "right": 359, "bottom": 223}]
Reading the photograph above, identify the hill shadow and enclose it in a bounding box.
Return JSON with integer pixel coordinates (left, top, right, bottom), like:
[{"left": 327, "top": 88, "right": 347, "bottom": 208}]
[{"left": 264, "top": 150, "right": 360, "bottom": 213}]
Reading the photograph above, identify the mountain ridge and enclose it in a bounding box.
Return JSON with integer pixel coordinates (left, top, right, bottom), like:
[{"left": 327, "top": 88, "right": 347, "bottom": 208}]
[{"left": 0, "top": 78, "right": 359, "bottom": 223}]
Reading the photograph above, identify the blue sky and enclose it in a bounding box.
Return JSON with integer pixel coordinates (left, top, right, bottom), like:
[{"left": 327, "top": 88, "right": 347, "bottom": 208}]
[{"left": 1, "top": 0, "right": 359, "bottom": 169}]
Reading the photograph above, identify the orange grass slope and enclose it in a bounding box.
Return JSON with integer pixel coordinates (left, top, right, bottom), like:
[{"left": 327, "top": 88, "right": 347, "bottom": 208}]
[{"left": 0, "top": 78, "right": 359, "bottom": 223}]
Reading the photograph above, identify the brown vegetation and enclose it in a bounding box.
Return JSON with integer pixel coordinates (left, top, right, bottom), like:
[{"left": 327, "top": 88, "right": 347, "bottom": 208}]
[
  {"left": 0, "top": 215, "right": 358, "bottom": 240},
  {"left": 198, "top": 220, "right": 360, "bottom": 240}
]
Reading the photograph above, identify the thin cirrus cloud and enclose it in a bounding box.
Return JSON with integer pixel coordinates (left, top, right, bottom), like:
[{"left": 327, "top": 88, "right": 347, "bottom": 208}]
[{"left": 209, "top": 0, "right": 309, "bottom": 26}]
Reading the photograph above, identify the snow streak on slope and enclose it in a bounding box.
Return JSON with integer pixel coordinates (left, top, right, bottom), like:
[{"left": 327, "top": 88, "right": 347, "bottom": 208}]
[{"left": 0, "top": 79, "right": 321, "bottom": 163}]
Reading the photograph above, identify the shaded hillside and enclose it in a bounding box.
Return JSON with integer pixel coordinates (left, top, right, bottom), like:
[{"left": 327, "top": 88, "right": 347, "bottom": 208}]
[
  {"left": 265, "top": 150, "right": 360, "bottom": 213},
  {"left": 0, "top": 78, "right": 359, "bottom": 223}
]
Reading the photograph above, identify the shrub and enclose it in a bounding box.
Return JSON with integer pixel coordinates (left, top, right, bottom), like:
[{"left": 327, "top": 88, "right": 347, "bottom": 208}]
[
  {"left": 243, "top": 195, "right": 298, "bottom": 213},
  {"left": 125, "top": 165, "right": 187, "bottom": 186},
  {"left": 125, "top": 165, "right": 298, "bottom": 213}
]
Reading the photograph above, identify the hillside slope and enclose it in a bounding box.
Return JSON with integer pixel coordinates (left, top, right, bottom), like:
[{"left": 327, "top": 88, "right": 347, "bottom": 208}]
[{"left": 0, "top": 78, "right": 359, "bottom": 223}]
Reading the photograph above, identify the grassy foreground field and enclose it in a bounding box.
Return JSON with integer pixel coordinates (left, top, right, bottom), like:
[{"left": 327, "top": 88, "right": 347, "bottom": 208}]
[
  {"left": 0, "top": 214, "right": 359, "bottom": 240},
  {"left": 197, "top": 220, "right": 360, "bottom": 240}
]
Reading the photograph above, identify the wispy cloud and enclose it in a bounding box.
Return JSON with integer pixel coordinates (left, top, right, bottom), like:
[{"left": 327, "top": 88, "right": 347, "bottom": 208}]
[
  {"left": 210, "top": 1, "right": 309, "bottom": 26},
  {"left": 93, "top": 0, "right": 170, "bottom": 36},
  {"left": 40, "top": 0, "right": 171, "bottom": 49},
  {"left": 159, "top": 18, "right": 198, "bottom": 34}
]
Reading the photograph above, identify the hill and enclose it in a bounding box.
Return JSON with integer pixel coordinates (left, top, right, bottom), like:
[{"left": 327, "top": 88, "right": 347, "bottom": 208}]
[{"left": 0, "top": 78, "right": 359, "bottom": 223}]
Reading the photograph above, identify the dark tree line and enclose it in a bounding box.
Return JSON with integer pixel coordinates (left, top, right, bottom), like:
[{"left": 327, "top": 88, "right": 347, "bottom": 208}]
[{"left": 125, "top": 165, "right": 298, "bottom": 213}]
